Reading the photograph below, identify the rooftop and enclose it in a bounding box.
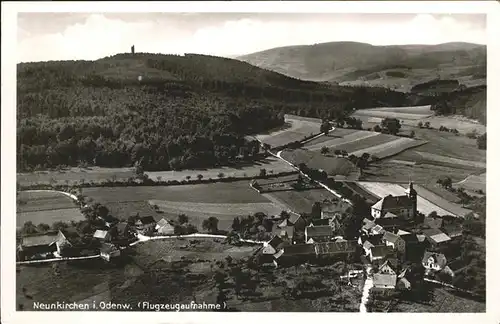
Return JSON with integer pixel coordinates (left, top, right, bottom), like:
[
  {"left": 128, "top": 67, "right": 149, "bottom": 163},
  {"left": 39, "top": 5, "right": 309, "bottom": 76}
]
[
  {"left": 422, "top": 251, "right": 447, "bottom": 268},
  {"left": 283, "top": 244, "right": 315, "bottom": 256},
  {"left": 371, "top": 245, "right": 393, "bottom": 258},
  {"left": 373, "top": 273, "right": 397, "bottom": 287},
  {"left": 314, "top": 241, "right": 357, "bottom": 255},
  {"left": 93, "top": 230, "right": 109, "bottom": 239},
  {"left": 306, "top": 226, "right": 332, "bottom": 238},
  {"left": 21, "top": 233, "right": 58, "bottom": 247},
  {"left": 382, "top": 231, "right": 401, "bottom": 244}
]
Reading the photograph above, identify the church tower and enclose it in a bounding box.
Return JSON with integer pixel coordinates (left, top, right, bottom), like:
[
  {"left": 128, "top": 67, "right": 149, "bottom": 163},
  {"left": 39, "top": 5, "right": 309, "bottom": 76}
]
[{"left": 405, "top": 181, "right": 418, "bottom": 217}]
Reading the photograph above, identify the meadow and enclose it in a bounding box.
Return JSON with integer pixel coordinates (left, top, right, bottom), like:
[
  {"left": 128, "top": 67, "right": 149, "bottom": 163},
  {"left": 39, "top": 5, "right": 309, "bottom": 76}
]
[
  {"left": 453, "top": 173, "right": 486, "bottom": 193},
  {"left": 82, "top": 180, "right": 282, "bottom": 231},
  {"left": 16, "top": 191, "right": 82, "bottom": 227},
  {"left": 254, "top": 114, "right": 322, "bottom": 148},
  {"left": 17, "top": 157, "right": 295, "bottom": 187},
  {"left": 279, "top": 149, "right": 359, "bottom": 179}
]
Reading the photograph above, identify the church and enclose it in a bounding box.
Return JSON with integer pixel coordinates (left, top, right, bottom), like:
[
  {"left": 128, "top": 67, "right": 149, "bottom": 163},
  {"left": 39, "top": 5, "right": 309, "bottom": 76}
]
[{"left": 371, "top": 182, "right": 418, "bottom": 220}]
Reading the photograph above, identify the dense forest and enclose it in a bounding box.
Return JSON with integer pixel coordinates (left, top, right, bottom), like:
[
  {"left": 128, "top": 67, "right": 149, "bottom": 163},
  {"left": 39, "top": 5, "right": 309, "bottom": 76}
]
[{"left": 17, "top": 53, "right": 415, "bottom": 172}]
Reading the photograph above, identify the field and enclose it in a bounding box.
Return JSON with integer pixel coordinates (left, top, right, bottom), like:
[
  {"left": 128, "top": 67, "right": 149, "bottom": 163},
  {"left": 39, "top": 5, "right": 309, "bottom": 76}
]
[
  {"left": 16, "top": 260, "right": 143, "bottom": 311},
  {"left": 146, "top": 157, "right": 294, "bottom": 181},
  {"left": 16, "top": 191, "right": 82, "bottom": 228},
  {"left": 254, "top": 114, "right": 321, "bottom": 148},
  {"left": 17, "top": 158, "right": 295, "bottom": 187},
  {"left": 353, "top": 105, "right": 434, "bottom": 120},
  {"left": 303, "top": 128, "right": 426, "bottom": 160},
  {"left": 356, "top": 181, "right": 472, "bottom": 217},
  {"left": 303, "top": 129, "right": 379, "bottom": 151},
  {"left": 82, "top": 181, "right": 282, "bottom": 231},
  {"left": 279, "top": 149, "right": 359, "bottom": 180},
  {"left": 350, "top": 137, "right": 427, "bottom": 159},
  {"left": 454, "top": 173, "right": 486, "bottom": 193},
  {"left": 412, "top": 151, "right": 486, "bottom": 169},
  {"left": 17, "top": 167, "right": 136, "bottom": 187},
  {"left": 392, "top": 287, "right": 485, "bottom": 312}
]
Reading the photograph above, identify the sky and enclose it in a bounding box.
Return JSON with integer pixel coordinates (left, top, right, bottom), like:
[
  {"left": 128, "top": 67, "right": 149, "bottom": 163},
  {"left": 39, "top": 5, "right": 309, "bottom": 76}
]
[{"left": 17, "top": 12, "right": 487, "bottom": 63}]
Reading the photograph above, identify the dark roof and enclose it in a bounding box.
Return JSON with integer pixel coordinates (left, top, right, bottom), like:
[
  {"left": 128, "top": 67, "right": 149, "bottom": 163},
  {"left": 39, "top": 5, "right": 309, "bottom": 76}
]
[
  {"left": 447, "top": 259, "right": 468, "bottom": 272},
  {"left": 400, "top": 233, "right": 419, "bottom": 243},
  {"left": 115, "top": 222, "right": 129, "bottom": 234},
  {"left": 380, "top": 259, "right": 398, "bottom": 271},
  {"left": 422, "top": 228, "right": 451, "bottom": 244},
  {"left": 283, "top": 244, "right": 315, "bottom": 256},
  {"left": 138, "top": 216, "right": 156, "bottom": 225},
  {"left": 306, "top": 226, "right": 332, "bottom": 238},
  {"left": 422, "top": 228, "right": 444, "bottom": 237},
  {"left": 59, "top": 227, "right": 84, "bottom": 245},
  {"left": 310, "top": 219, "right": 330, "bottom": 226},
  {"left": 314, "top": 241, "right": 357, "bottom": 255},
  {"left": 424, "top": 217, "right": 443, "bottom": 229},
  {"left": 422, "top": 251, "right": 447, "bottom": 268},
  {"left": 100, "top": 243, "right": 119, "bottom": 254},
  {"left": 441, "top": 224, "right": 463, "bottom": 238},
  {"left": 21, "top": 233, "right": 58, "bottom": 247},
  {"left": 322, "top": 200, "right": 351, "bottom": 215},
  {"left": 362, "top": 220, "right": 376, "bottom": 232},
  {"left": 382, "top": 231, "right": 402, "bottom": 244},
  {"left": 267, "top": 235, "right": 284, "bottom": 249},
  {"left": 381, "top": 195, "right": 413, "bottom": 210},
  {"left": 371, "top": 245, "right": 393, "bottom": 258},
  {"left": 373, "top": 273, "right": 397, "bottom": 287}
]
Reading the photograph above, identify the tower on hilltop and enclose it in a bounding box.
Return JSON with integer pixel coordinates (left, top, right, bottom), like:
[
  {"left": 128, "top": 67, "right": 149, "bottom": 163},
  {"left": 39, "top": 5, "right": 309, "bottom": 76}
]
[{"left": 131, "top": 45, "right": 135, "bottom": 54}]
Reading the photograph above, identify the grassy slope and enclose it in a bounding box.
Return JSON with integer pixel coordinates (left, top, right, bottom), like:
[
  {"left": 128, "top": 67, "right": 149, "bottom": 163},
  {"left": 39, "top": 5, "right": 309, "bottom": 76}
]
[{"left": 237, "top": 41, "right": 486, "bottom": 85}]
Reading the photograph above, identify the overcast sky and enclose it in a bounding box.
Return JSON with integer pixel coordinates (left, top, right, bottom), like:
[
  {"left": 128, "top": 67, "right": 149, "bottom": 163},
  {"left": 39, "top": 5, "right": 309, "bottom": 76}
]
[{"left": 17, "top": 13, "right": 487, "bottom": 62}]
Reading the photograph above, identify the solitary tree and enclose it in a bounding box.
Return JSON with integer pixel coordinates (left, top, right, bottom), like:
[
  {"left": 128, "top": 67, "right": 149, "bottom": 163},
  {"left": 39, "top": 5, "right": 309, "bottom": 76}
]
[
  {"left": 197, "top": 174, "right": 204, "bottom": 181},
  {"left": 202, "top": 217, "right": 219, "bottom": 233},
  {"left": 320, "top": 146, "right": 330, "bottom": 155},
  {"left": 380, "top": 118, "right": 402, "bottom": 135},
  {"left": 320, "top": 121, "right": 332, "bottom": 135},
  {"left": 178, "top": 214, "right": 189, "bottom": 225}
]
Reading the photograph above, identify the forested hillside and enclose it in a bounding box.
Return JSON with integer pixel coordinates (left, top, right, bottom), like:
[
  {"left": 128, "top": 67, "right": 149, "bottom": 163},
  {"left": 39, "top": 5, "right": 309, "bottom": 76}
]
[{"left": 17, "top": 53, "right": 414, "bottom": 172}]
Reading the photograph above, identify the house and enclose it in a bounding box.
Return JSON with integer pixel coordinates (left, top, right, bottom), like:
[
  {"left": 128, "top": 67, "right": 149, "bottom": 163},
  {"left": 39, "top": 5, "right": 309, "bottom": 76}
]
[
  {"left": 371, "top": 224, "right": 386, "bottom": 235},
  {"left": 17, "top": 233, "right": 58, "bottom": 260},
  {"left": 262, "top": 236, "right": 285, "bottom": 255},
  {"left": 422, "top": 251, "right": 447, "bottom": 272},
  {"left": 156, "top": 218, "right": 175, "bottom": 235},
  {"left": 368, "top": 245, "right": 393, "bottom": 263},
  {"left": 382, "top": 231, "right": 406, "bottom": 256},
  {"left": 371, "top": 182, "right": 417, "bottom": 220},
  {"left": 361, "top": 219, "right": 376, "bottom": 235},
  {"left": 135, "top": 216, "right": 157, "bottom": 234},
  {"left": 373, "top": 273, "right": 397, "bottom": 289},
  {"left": 359, "top": 234, "right": 384, "bottom": 256},
  {"left": 314, "top": 241, "right": 357, "bottom": 260},
  {"left": 441, "top": 224, "right": 463, "bottom": 240},
  {"left": 274, "top": 226, "right": 295, "bottom": 242},
  {"left": 93, "top": 229, "right": 111, "bottom": 242},
  {"left": 422, "top": 228, "right": 451, "bottom": 247},
  {"left": 424, "top": 217, "right": 443, "bottom": 229},
  {"left": 98, "top": 214, "right": 119, "bottom": 228},
  {"left": 56, "top": 227, "right": 85, "bottom": 256},
  {"left": 100, "top": 243, "right": 121, "bottom": 262},
  {"left": 321, "top": 200, "right": 351, "bottom": 219},
  {"left": 112, "top": 222, "right": 131, "bottom": 239},
  {"left": 287, "top": 213, "right": 306, "bottom": 231},
  {"left": 276, "top": 244, "right": 316, "bottom": 266},
  {"left": 378, "top": 259, "right": 397, "bottom": 275},
  {"left": 305, "top": 226, "right": 333, "bottom": 243},
  {"left": 309, "top": 219, "right": 330, "bottom": 227}
]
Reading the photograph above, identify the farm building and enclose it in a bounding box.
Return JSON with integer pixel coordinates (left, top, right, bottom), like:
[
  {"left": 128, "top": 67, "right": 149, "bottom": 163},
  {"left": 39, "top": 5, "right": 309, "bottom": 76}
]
[
  {"left": 287, "top": 213, "right": 307, "bottom": 231},
  {"left": 441, "top": 224, "right": 463, "bottom": 240},
  {"left": 273, "top": 225, "right": 295, "bottom": 243},
  {"left": 314, "top": 241, "right": 358, "bottom": 261},
  {"left": 382, "top": 231, "right": 406, "bottom": 256},
  {"left": 56, "top": 227, "right": 86, "bottom": 256},
  {"left": 373, "top": 273, "right": 397, "bottom": 289},
  {"left": 422, "top": 251, "right": 447, "bottom": 272},
  {"left": 98, "top": 214, "right": 119, "bottom": 228},
  {"left": 100, "top": 243, "right": 121, "bottom": 262},
  {"left": 321, "top": 200, "right": 351, "bottom": 219},
  {"left": 371, "top": 181, "right": 417, "bottom": 220},
  {"left": 135, "top": 216, "right": 157, "bottom": 234},
  {"left": 156, "top": 218, "right": 175, "bottom": 235},
  {"left": 378, "top": 259, "right": 397, "bottom": 275},
  {"left": 422, "top": 228, "right": 451, "bottom": 247},
  {"left": 305, "top": 225, "right": 333, "bottom": 243},
  {"left": 276, "top": 244, "right": 316, "bottom": 266},
  {"left": 112, "top": 222, "right": 132, "bottom": 239},
  {"left": 359, "top": 234, "right": 384, "bottom": 256},
  {"left": 368, "top": 245, "right": 393, "bottom": 264},
  {"left": 93, "top": 230, "right": 111, "bottom": 242},
  {"left": 309, "top": 219, "right": 330, "bottom": 227},
  {"left": 17, "top": 232, "right": 58, "bottom": 260},
  {"left": 263, "top": 236, "right": 285, "bottom": 255}
]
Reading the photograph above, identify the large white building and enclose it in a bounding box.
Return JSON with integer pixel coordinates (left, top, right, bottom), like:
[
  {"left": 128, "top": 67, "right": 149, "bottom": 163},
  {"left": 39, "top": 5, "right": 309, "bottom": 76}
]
[{"left": 371, "top": 182, "right": 417, "bottom": 220}]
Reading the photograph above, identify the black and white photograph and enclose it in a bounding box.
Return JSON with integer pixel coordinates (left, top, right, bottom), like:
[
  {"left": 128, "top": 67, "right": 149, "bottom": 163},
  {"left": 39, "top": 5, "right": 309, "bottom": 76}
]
[{"left": 1, "top": 1, "right": 499, "bottom": 323}]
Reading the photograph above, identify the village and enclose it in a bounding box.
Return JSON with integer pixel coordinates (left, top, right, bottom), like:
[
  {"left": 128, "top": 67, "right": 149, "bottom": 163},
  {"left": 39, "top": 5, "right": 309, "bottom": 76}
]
[{"left": 16, "top": 171, "right": 478, "bottom": 311}]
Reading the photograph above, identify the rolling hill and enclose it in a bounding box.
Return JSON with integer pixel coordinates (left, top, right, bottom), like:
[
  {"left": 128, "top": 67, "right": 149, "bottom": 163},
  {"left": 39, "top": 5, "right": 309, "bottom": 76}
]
[
  {"left": 237, "top": 41, "right": 486, "bottom": 91},
  {"left": 17, "top": 53, "right": 417, "bottom": 172}
]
